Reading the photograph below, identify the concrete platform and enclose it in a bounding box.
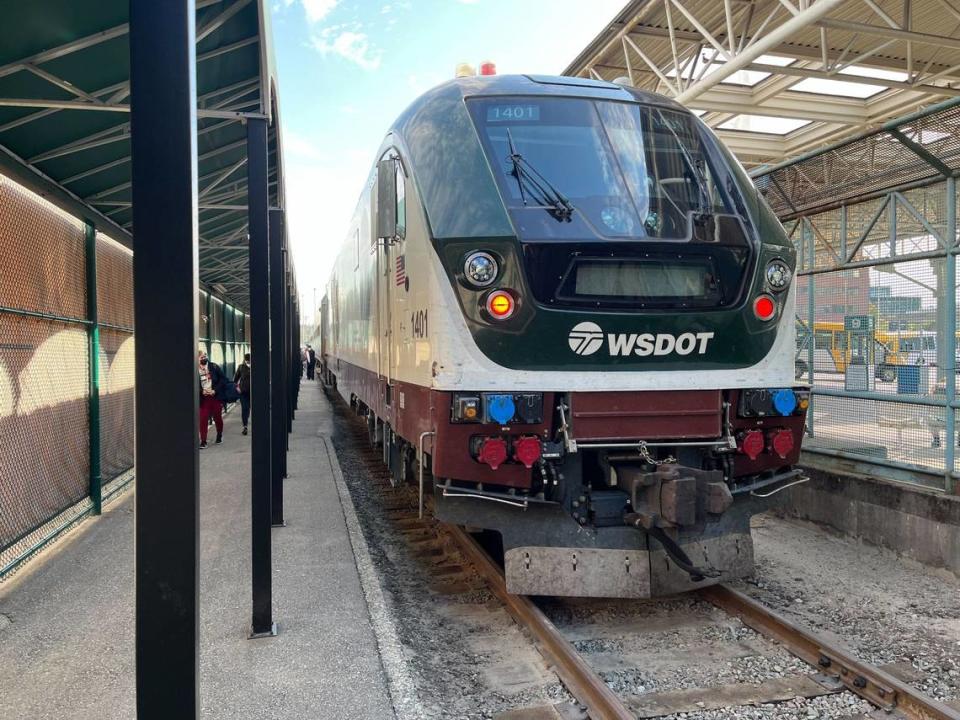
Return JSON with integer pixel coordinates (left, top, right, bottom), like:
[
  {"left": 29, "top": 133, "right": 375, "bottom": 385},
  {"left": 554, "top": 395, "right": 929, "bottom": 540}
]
[
  {"left": 0, "top": 384, "right": 396, "bottom": 719},
  {"left": 777, "top": 463, "right": 960, "bottom": 575}
]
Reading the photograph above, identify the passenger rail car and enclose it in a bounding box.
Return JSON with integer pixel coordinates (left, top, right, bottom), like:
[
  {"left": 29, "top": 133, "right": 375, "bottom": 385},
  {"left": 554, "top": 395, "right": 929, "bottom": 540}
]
[{"left": 321, "top": 74, "right": 807, "bottom": 598}]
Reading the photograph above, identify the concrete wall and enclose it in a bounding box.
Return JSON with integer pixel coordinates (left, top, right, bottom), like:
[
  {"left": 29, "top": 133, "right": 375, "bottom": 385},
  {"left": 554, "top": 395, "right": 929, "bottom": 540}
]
[{"left": 775, "top": 461, "right": 960, "bottom": 576}]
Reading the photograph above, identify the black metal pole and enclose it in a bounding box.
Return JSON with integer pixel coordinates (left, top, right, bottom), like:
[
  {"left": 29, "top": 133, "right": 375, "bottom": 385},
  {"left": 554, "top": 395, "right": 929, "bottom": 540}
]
[
  {"left": 280, "top": 247, "right": 289, "bottom": 467},
  {"left": 268, "top": 207, "right": 285, "bottom": 525},
  {"left": 130, "top": 0, "right": 200, "bottom": 716},
  {"left": 285, "top": 270, "right": 293, "bottom": 438},
  {"left": 294, "top": 303, "right": 300, "bottom": 412},
  {"left": 247, "top": 117, "right": 275, "bottom": 637}
]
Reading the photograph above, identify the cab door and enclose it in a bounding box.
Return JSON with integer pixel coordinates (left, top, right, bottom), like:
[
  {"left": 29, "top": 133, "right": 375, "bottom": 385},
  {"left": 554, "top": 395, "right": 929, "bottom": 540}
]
[{"left": 375, "top": 155, "right": 404, "bottom": 415}]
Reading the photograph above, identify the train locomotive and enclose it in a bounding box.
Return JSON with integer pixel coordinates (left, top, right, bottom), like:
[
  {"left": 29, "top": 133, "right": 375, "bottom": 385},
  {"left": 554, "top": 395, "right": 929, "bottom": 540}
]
[{"left": 320, "top": 73, "right": 808, "bottom": 598}]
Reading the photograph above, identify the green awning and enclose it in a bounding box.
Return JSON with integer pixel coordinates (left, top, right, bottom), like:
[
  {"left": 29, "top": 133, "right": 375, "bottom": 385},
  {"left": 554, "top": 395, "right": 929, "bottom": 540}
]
[{"left": 0, "top": 0, "right": 282, "bottom": 310}]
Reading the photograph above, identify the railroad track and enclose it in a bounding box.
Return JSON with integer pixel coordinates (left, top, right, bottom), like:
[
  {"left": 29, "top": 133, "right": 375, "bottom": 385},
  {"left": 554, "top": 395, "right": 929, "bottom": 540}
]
[{"left": 337, "top": 404, "right": 960, "bottom": 720}]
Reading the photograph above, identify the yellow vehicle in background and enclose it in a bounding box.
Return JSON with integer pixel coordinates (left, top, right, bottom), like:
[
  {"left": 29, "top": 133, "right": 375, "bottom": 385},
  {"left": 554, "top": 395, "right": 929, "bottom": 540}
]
[{"left": 795, "top": 320, "right": 908, "bottom": 382}]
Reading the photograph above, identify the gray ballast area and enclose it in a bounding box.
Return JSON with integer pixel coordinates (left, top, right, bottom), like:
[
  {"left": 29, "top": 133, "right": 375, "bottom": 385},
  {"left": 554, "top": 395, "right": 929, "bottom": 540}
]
[{"left": 0, "top": 388, "right": 395, "bottom": 720}]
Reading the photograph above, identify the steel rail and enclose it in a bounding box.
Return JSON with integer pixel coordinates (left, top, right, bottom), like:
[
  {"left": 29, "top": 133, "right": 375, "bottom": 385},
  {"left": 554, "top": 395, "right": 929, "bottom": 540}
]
[
  {"left": 701, "top": 584, "right": 960, "bottom": 720},
  {"left": 443, "top": 524, "right": 635, "bottom": 720}
]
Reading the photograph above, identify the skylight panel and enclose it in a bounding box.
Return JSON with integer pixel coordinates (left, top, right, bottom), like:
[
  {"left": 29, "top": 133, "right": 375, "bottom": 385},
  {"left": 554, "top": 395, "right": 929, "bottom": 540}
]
[
  {"left": 718, "top": 115, "right": 811, "bottom": 135},
  {"left": 790, "top": 66, "right": 907, "bottom": 99},
  {"left": 839, "top": 65, "right": 909, "bottom": 82},
  {"left": 668, "top": 54, "right": 795, "bottom": 87},
  {"left": 903, "top": 128, "right": 952, "bottom": 145},
  {"left": 791, "top": 77, "right": 884, "bottom": 98}
]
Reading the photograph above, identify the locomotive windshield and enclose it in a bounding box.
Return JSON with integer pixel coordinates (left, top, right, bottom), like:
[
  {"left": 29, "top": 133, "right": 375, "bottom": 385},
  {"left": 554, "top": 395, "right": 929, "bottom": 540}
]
[{"left": 467, "top": 97, "right": 740, "bottom": 242}]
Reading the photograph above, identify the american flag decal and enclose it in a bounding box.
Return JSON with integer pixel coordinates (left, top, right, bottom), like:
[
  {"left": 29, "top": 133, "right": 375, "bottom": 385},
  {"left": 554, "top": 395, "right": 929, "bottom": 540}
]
[{"left": 395, "top": 254, "right": 407, "bottom": 287}]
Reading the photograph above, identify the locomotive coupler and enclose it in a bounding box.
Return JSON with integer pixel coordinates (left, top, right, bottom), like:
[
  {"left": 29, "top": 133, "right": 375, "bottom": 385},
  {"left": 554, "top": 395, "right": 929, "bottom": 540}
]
[
  {"left": 617, "top": 463, "right": 731, "bottom": 582},
  {"left": 614, "top": 463, "right": 733, "bottom": 526},
  {"left": 623, "top": 515, "right": 719, "bottom": 582}
]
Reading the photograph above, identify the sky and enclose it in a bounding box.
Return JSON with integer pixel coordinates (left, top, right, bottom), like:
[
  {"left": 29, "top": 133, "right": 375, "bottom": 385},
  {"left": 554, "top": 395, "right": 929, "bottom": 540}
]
[{"left": 268, "top": 0, "right": 627, "bottom": 324}]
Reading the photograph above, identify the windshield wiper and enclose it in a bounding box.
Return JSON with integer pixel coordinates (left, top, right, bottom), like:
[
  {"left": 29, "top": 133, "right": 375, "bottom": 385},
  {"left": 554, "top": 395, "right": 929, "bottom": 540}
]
[
  {"left": 506, "top": 128, "right": 574, "bottom": 222},
  {"left": 654, "top": 110, "right": 713, "bottom": 222}
]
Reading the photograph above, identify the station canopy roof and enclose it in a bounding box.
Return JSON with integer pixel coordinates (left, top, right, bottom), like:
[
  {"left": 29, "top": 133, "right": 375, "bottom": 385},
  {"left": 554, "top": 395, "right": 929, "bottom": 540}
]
[
  {"left": 564, "top": 0, "right": 960, "bottom": 170},
  {"left": 0, "top": 0, "right": 282, "bottom": 311}
]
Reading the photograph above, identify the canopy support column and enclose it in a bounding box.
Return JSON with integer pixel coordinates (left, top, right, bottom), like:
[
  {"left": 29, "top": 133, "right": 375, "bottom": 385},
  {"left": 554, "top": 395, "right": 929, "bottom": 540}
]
[
  {"left": 130, "top": 0, "right": 200, "bottom": 716},
  {"left": 247, "top": 116, "right": 276, "bottom": 638},
  {"left": 269, "top": 207, "right": 286, "bottom": 526}
]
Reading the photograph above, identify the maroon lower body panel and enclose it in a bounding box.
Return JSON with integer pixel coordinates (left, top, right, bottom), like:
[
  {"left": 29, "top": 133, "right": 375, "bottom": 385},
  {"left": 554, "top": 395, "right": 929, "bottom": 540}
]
[
  {"left": 569, "top": 390, "right": 722, "bottom": 440},
  {"left": 330, "top": 358, "right": 802, "bottom": 490}
]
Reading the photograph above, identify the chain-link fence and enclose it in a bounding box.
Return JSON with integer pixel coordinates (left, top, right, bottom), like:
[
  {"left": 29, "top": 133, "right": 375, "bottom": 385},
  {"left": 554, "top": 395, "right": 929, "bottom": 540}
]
[
  {"left": 753, "top": 98, "right": 960, "bottom": 492},
  {"left": 0, "top": 172, "right": 249, "bottom": 579},
  {"left": 199, "top": 290, "right": 247, "bottom": 383}
]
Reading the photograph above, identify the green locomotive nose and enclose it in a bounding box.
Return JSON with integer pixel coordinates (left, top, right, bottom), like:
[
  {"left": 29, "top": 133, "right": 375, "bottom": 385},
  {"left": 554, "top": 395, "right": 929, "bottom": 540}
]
[{"left": 322, "top": 74, "right": 805, "bottom": 599}]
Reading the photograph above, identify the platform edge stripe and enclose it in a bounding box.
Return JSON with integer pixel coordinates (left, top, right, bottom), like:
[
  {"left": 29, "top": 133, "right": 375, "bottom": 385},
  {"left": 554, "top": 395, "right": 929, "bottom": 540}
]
[{"left": 320, "top": 431, "right": 422, "bottom": 720}]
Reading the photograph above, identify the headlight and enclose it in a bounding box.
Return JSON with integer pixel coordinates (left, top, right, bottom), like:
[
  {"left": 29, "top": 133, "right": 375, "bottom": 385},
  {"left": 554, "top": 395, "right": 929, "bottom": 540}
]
[
  {"left": 463, "top": 251, "right": 499, "bottom": 288},
  {"left": 765, "top": 259, "right": 792, "bottom": 292}
]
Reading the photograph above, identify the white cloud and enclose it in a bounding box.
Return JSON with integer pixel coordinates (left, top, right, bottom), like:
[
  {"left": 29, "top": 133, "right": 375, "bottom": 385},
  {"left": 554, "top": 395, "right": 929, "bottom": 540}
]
[
  {"left": 311, "top": 30, "right": 382, "bottom": 70},
  {"left": 301, "top": 0, "right": 339, "bottom": 24}
]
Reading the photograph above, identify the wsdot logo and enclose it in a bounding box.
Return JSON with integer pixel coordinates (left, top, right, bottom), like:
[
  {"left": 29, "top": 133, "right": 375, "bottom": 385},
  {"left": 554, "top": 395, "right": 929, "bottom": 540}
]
[
  {"left": 568, "top": 322, "right": 604, "bottom": 356},
  {"left": 567, "top": 322, "right": 716, "bottom": 358}
]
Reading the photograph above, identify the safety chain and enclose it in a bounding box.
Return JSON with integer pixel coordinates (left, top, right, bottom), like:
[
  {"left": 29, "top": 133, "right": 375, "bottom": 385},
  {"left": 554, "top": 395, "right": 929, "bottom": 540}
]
[{"left": 638, "top": 440, "right": 676, "bottom": 466}]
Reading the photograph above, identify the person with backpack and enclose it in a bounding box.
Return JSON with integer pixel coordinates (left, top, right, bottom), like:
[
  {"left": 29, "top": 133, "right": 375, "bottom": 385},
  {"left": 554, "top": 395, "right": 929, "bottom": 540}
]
[
  {"left": 306, "top": 344, "right": 316, "bottom": 380},
  {"left": 234, "top": 353, "right": 251, "bottom": 435},
  {"left": 198, "top": 350, "right": 227, "bottom": 449}
]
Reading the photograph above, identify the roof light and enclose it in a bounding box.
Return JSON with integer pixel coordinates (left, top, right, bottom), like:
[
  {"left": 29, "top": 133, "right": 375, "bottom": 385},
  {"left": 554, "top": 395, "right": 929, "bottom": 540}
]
[
  {"left": 455, "top": 63, "right": 476, "bottom": 78},
  {"left": 485, "top": 289, "right": 515, "bottom": 320},
  {"left": 753, "top": 294, "right": 777, "bottom": 321},
  {"left": 479, "top": 61, "right": 497, "bottom": 76}
]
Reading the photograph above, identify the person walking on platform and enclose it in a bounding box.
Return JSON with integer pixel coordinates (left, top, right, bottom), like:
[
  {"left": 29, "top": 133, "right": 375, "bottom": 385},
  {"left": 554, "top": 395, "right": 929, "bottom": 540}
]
[
  {"left": 198, "top": 350, "right": 226, "bottom": 449},
  {"left": 306, "top": 344, "right": 316, "bottom": 380},
  {"left": 234, "top": 353, "right": 251, "bottom": 436},
  {"left": 300, "top": 346, "right": 307, "bottom": 377}
]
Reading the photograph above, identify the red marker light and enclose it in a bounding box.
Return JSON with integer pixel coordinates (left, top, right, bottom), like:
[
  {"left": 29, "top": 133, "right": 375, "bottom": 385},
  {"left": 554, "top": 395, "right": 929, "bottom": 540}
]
[
  {"left": 770, "top": 429, "right": 795, "bottom": 459},
  {"left": 754, "top": 294, "right": 776, "bottom": 321},
  {"left": 479, "top": 61, "right": 497, "bottom": 76},
  {"left": 739, "top": 430, "right": 765, "bottom": 460},
  {"left": 485, "top": 290, "right": 515, "bottom": 320}
]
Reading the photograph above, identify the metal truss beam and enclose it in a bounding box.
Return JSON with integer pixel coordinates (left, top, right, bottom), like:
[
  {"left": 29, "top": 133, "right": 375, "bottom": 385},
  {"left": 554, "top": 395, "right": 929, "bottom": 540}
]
[
  {"left": 817, "top": 18, "right": 960, "bottom": 51},
  {"left": 690, "top": 87, "right": 867, "bottom": 124},
  {"left": 675, "top": 0, "right": 848, "bottom": 103}
]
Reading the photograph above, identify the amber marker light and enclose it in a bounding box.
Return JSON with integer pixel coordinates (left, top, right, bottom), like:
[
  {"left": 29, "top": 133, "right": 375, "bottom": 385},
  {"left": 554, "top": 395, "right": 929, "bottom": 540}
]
[{"left": 485, "top": 290, "right": 516, "bottom": 320}]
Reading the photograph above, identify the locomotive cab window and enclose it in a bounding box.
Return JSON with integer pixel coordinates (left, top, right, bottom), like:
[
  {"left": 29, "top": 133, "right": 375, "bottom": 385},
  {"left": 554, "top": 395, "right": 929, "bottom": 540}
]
[
  {"left": 466, "top": 97, "right": 744, "bottom": 242},
  {"left": 468, "top": 96, "right": 754, "bottom": 310}
]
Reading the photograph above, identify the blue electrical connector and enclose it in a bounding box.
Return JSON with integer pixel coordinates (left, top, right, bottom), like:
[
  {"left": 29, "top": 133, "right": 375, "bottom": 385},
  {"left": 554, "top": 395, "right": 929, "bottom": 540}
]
[
  {"left": 486, "top": 394, "right": 516, "bottom": 424},
  {"left": 772, "top": 388, "right": 797, "bottom": 416}
]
